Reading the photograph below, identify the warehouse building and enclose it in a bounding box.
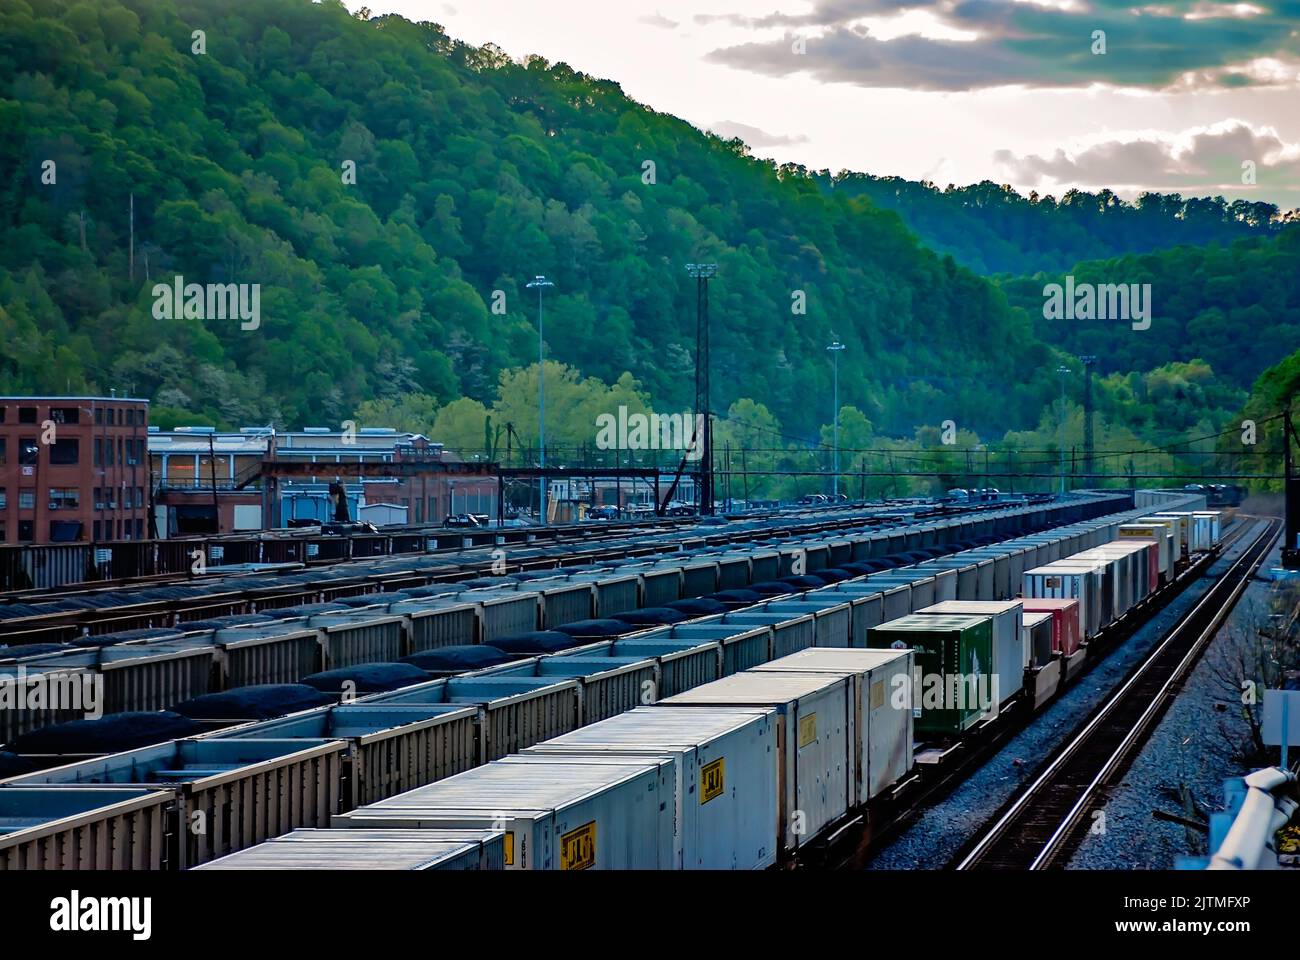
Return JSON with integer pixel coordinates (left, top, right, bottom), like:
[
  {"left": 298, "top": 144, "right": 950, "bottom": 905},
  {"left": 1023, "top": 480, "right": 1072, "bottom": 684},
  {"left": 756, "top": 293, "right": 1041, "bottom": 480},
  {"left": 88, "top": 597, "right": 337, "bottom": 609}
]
[
  {"left": 149, "top": 425, "right": 497, "bottom": 535},
  {"left": 0, "top": 395, "right": 150, "bottom": 544}
]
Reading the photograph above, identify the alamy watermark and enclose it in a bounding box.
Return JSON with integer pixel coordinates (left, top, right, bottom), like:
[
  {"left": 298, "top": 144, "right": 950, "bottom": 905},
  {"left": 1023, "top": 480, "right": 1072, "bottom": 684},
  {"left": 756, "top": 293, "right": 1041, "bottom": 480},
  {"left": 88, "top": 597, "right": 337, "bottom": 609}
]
[
  {"left": 1042, "top": 275, "right": 1151, "bottom": 331},
  {"left": 50, "top": 891, "right": 151, "bottom": 941},
  {"left": 889, "top": 667, "right": 999, "bottom": 714},
  {"left": 152, "top": 275, "right": 260, "bottom": 330},
  {"left": 1, "top": 667, "right": 103, "bottom": 720},
  {"left": 595, "top": 405, "right": 705, "bottom": 460}
]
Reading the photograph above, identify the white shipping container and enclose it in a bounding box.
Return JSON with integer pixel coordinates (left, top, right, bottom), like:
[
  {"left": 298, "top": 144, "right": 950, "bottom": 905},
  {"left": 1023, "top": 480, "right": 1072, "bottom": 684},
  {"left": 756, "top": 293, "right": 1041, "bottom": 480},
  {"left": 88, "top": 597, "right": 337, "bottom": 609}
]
[
  {"left": 1151, "top": 512, "right": 1197, "bottom": 555},
  {"left": 753, "top": 647, "right": 914, "bottom": 804},
  {"left": 195, "top": 828, "right": 506, "bottom": 870},
  {"left": 1119, "top": 524, "right": 1171, "bottom": 576},
  {"left": 914, "top": 601, "right": 1025, "bottom": 707},
  {"left": 1024, "top": 564, "right": 1104, "bottom": 638},
  {"left": 1192, "top": 512, "right": 1221, "bottom": 550},
  {"left": 522, "top": 706, "right": 778, "bottom": 869},
  {"left": 1135, "top": 518, "right": 1179, "bottom": 572},
  {"left": 333, "top": 757, "right": 675, "bottom": 870},
  {"left": 1021, "top": 612, "right": 1055, "bottom": 668},
  {"left": 661, "top": 672, "right": 852, "bottom": 850}
]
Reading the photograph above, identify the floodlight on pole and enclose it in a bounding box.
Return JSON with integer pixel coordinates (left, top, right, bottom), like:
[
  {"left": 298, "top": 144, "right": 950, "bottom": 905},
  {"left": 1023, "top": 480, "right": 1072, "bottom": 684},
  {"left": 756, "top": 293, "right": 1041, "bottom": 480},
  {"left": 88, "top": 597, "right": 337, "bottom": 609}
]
[
  {"left": 1080, "top": 355, "right": 1097, "bottom": 482},
  {"left": 827, "top": 341, "right": 845, "bottom": 497},
  {"left": 526, "top": 275, "right": 555, "bottom": 524},
  {"left": 686, "top": 263, "right": 718, "bottom": 515}
]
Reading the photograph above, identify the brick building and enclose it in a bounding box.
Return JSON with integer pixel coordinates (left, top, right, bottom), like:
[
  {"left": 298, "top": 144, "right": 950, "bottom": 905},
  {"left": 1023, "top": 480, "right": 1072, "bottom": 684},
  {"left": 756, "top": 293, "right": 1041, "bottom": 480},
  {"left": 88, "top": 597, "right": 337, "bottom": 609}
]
[{"left": 0, "top": 395, "right": 150, "bottom": 544}]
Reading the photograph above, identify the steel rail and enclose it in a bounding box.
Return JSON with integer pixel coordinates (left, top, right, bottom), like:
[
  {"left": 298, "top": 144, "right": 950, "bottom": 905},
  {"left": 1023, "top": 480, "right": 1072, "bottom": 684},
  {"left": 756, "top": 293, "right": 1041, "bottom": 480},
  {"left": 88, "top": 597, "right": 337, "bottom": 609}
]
[{"left": 954, "top": 517, "right": 1278, "bottom": 871}]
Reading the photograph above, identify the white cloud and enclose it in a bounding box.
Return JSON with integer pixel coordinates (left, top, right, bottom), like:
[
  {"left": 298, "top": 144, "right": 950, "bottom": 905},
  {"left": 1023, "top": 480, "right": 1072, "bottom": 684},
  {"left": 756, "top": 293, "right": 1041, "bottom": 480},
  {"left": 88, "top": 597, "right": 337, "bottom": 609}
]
[
  {"left": 708, "top": 120, "right": 810, "bottom": 147},
  {"left": 637, "top": 11, "right": 679, "bottom": 29},
  {"left": 993, "top": 120, "right": 1300, "bottom": 203}
]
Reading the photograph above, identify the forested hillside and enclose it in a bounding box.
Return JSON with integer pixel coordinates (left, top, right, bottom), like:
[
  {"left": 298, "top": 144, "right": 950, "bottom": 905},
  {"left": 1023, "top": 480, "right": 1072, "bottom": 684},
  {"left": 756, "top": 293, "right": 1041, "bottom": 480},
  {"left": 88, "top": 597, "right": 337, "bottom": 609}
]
[
  {"left": 998, "top": 228, "right": 1300, "bottom": 391},
  {"left": 828, "top": 175, "right": 1289, "bottom": 276},
  {"left": 0, "top": 0, "right": 1056, "bottom": 441}
]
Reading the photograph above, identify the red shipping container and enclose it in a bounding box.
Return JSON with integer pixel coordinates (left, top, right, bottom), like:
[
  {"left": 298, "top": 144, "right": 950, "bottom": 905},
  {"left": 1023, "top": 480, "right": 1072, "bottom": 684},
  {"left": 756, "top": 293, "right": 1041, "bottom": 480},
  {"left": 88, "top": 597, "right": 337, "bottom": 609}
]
[{"left": 1021, "top": 597, "right": 1082, "bottom": 656}]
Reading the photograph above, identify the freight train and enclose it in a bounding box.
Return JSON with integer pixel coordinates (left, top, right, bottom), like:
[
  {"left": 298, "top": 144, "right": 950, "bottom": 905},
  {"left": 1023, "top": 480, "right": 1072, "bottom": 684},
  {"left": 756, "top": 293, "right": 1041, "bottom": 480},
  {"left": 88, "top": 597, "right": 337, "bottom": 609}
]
[
  {"left": 0, "top": 493, "right": 1218, "bottom": 870},
  {"left": 0, "top": 494, "right": 1128, "bottom": 748}
]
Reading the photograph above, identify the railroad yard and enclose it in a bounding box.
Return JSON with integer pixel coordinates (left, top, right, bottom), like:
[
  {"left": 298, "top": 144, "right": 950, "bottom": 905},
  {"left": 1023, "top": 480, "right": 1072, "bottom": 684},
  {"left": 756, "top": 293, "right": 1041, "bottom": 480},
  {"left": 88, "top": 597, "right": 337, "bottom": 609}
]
[{"left": 3, "top": 487, "right": 1283, "bottom": 874}]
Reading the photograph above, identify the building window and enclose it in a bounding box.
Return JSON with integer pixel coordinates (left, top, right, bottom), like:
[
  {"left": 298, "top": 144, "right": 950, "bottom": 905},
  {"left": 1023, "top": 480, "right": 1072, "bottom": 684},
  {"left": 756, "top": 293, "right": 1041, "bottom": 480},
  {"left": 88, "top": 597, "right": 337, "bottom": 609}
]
[
  {"left": 0, "top": 438, "right": 5, "bottom": 464},
  {"left": 94, "top": 438, "right": 102, "bottom": 466},
  {"left": 49, "top": 488, "right": 79, "bottom": 510},
  {"left": 93, "top": 520, "right": 101, "bottom": 541},
  {"left": 18, "top": 488, "right": 34, "bottom": 510},
  {"left": 19, "top": 439, "right": 38, "bottom": 465},
  {"left": 136, "top": 486, "right": 144, "bottom": 508},
  {"left": 49, "top": 438, "right": 79, "bottom": 465},
  {"left": 95, "top": 407, "right": 103, "bottom": 425},
  {"left": 50, "top": 520, "right": 83, "bottom": 542},
  {"left": 136, "top": 438, "right": 146, "bottom": 461},
  {"left": 50, "top": 407, "right": 80, "bottom": 425},
  {"left": 135, "top": 518, "right": 144, "bottom": 539},
  {"left": 0, "top": 489, "right": 5, "bottom": 510},
  {"left": 18, "top": 520, "right": 33, "bottom": 542},
  {"left": 18, "top": 406, "right": 37, "bottom": 424}
]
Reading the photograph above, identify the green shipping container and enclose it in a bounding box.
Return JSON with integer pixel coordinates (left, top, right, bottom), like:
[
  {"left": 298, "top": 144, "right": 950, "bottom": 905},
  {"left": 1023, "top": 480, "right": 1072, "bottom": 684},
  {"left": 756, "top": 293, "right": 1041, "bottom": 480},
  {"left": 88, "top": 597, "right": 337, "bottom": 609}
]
[{"left": 867, "top": 614, "right": 994, "bottom": 737}]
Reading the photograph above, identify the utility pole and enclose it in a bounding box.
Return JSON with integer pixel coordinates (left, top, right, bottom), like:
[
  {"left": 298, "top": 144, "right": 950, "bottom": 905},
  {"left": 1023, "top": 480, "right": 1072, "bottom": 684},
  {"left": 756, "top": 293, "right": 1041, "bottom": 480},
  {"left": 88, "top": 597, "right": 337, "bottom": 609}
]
[
  {"left": 526, "top": 276, "right": 554, "bottom": 524},
  {"left": 1284, "top": 402, "right": 1300, "bottom": 568},
  {"left": 208, "top": 431, "right": 221, "bottom": 534},
  {"left": 686, "top": 263, "right": 717, "bottom": 515},
  {"left": 1056, "top": 365, "right": 1070, "bottom": 497},
  {"left": 827, "top": 340, "right": 845, "bottom": 497},
  {"left": 1081, "top": 355, "right": 1097, "bottom": 483}
]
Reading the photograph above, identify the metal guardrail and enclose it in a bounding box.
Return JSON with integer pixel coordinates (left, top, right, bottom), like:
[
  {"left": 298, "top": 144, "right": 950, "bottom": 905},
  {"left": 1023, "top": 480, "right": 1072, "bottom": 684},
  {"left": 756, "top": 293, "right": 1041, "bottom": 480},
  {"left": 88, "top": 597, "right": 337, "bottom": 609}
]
[{"left": 1182, "top": 767, "right": 1299, "bottom": 870}]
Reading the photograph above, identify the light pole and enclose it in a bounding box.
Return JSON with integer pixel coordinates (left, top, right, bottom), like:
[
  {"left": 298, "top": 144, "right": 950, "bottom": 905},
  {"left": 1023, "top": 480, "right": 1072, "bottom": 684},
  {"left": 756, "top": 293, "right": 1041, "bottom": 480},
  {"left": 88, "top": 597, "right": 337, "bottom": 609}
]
[
  {"left": 1056, "top": 365, "right": 1070, "bottom": 497},
  {"left": 526, "top": 275, "right": 554, "bottom": 524},
  {"left": 686, "top": 263, "right": 717, "bottom": 515},
  {"left": 827, "top": 341, "right": 845, "bottom": 497},
  {"left": 1080, "top": 354, "right": 1097, "bottom": 483}
]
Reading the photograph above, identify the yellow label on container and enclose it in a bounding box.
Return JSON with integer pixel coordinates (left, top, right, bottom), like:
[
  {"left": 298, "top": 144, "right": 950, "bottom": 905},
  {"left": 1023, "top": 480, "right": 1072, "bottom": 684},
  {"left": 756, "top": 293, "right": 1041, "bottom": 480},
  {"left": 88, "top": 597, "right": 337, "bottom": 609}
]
[
  {"left": 700, "top": 758, "right": 725, "bottom": 804},
  {"left": 503, "top": 831, "right": 514, "bottom": 866},
  {"left": 559, "top": 821, "right": 596, "bottom": 870},
  {"left": 1045, "top": 577, "right": 1061, "bottom": 588},
  {"left": 870, "top": 679, "right": 885, "bottom": 710},
  {"left": 798, "top": 713, "right": 818, "bottom": 747}
]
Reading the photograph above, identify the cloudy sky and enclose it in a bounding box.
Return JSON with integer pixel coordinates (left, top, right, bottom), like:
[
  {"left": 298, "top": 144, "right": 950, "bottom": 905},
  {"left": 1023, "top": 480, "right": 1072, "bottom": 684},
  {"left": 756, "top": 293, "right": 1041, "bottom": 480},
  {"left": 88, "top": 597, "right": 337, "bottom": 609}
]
[{"left": 357, "top": 0, "right": 1300, "bottom": 208}]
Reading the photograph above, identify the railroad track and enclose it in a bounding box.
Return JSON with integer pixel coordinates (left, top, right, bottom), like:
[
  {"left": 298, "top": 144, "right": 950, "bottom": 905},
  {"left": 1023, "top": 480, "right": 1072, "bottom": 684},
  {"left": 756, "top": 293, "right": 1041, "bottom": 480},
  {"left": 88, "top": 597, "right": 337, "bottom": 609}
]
[
  {"left": 0, "top": 501, "right": 986, "bottom": 606},
  {"left": 823, "top": 518, "right": 1242, "bottom": 871},
  {"left": 952, "top": 516, "right": 1280, "bottom": 871}
]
